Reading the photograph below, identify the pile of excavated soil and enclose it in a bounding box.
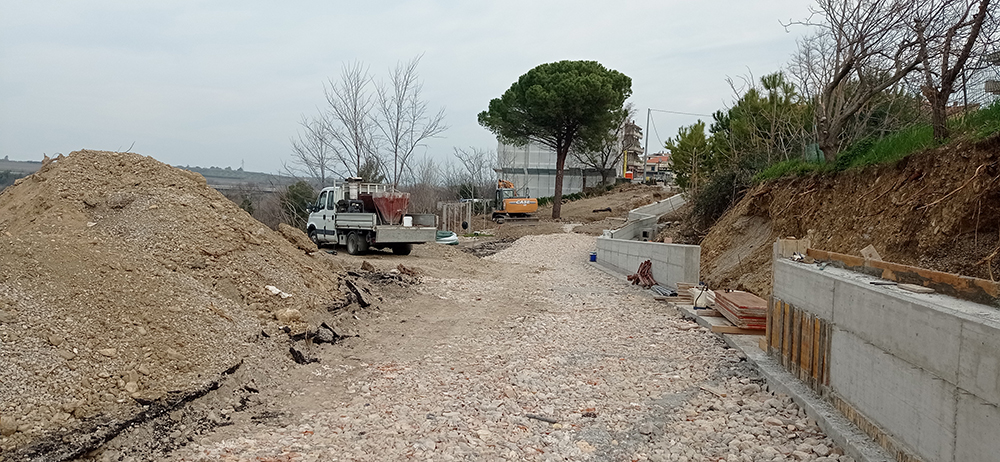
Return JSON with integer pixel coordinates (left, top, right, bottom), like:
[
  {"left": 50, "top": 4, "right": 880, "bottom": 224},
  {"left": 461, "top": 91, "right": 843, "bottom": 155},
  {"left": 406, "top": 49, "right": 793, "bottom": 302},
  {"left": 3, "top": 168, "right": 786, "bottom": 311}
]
[
  {"left": 472, "top": 184, "right": 670, "bottom": 241},
  {"left": 700, "top": 135, "right": 1000, "bottom": 298},
  {"left": 0, "top": 150, "right": 349, "bottom": 457}
]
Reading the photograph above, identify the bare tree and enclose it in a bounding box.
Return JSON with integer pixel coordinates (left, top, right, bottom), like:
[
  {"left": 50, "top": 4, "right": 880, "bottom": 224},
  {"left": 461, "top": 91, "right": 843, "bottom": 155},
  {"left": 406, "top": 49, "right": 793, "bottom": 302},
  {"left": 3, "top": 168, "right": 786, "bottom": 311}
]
[
  {"left": 788, "top": 0, "right": 923, "bottom": 161},
  {"left": 401, "top": 154, "right": 451, "bottom": 214},
  {"left": 453, "top": 147, "right": 496, "bottom": 203},
  {"left": 913, "top": 0, "right": 996, "bottom": 140},
  {"left": 375, "top": 56, "right": 448, "bottom": 189},
  {"left": 322, "top": 61, "right": 382, "bottom": 179},
  {"left": 286, "top": 114, "right": 338, "bottom": 186},
  {"left": 572, "top": 103, "right": 637, "bottom": 186}
]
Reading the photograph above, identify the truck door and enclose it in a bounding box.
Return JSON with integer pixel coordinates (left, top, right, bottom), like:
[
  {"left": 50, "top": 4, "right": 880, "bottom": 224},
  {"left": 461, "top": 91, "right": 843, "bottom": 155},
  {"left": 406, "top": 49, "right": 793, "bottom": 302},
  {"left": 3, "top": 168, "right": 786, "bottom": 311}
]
[
  {"left": 314, "top": 191, "right": 329, "bottom": 242},
  {"left": 324, "top": 191, "right": 338, "bottom": 242}
]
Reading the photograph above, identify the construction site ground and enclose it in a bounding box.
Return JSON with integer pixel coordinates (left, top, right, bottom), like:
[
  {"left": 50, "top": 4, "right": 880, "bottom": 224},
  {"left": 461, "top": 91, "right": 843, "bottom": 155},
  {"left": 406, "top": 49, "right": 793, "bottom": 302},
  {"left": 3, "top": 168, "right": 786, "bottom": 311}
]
[
  {"left": 165, "top": 233, "right": 845, "bottom": 462},
  {"left": 5, "top": 137, "right": 997, "bottom": 461}
]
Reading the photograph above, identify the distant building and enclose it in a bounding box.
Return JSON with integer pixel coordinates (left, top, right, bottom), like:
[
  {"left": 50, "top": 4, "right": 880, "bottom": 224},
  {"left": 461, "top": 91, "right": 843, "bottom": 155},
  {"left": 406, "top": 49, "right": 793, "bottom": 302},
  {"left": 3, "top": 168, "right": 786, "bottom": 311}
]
[
  {"left": 622, "top": 119, "right": 644, "bottom": 178},
  {"left": 496, "top": 118, "right": 645, "bottom": 197},
  {"left": 645, "top": 153, "right": 673, "bottom": 183},
  {"left": 496, "top": 141, "right": 603, "bottom": 198}
]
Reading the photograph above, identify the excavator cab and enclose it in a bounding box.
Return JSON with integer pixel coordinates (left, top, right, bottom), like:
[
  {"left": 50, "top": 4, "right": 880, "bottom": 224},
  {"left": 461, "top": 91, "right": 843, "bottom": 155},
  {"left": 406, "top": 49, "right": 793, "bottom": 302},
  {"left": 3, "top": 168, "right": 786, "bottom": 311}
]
[{"left": 493, "top": 180, "right": 538, "bottom": 223}]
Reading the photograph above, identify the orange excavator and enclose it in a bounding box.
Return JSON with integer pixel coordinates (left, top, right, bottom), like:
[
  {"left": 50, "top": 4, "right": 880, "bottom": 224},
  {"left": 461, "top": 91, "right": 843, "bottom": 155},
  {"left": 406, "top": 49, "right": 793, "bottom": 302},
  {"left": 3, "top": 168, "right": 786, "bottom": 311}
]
[{"left": 493, "top": 179, "right": 538, "bottom": 224}]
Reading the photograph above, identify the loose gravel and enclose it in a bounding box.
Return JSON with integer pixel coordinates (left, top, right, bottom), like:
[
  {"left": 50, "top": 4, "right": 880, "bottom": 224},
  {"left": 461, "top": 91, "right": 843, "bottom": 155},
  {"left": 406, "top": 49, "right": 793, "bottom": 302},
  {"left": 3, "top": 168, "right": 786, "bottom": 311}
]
[{"left": 170, "top": 233, "right": 847, "bottom": 462}]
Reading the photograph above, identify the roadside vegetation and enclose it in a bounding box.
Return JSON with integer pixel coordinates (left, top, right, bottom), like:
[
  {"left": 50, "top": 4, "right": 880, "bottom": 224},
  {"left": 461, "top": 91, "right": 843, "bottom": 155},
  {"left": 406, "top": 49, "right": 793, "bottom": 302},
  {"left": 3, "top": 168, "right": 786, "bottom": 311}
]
[
  {"left": 754, "top": 100, "right": 1000, "bottom": 182},
  {"left": 664, "top": 0, "right": 997, "bottom": 230}
]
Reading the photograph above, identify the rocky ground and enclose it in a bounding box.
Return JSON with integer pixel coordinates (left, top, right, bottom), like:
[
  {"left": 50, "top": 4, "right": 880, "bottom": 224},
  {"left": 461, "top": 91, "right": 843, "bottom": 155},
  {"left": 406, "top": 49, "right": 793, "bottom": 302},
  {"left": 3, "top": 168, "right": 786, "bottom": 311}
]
[{"left": 158, "top": 232, "right": 847, "bottom": 462}]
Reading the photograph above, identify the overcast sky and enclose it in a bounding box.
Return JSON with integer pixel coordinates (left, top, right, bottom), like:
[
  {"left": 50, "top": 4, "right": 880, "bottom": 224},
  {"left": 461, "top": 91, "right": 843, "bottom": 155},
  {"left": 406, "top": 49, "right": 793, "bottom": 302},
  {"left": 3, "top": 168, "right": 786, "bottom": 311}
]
[{"left": 0, "top": 1, "right": 811, "bottom": 174}]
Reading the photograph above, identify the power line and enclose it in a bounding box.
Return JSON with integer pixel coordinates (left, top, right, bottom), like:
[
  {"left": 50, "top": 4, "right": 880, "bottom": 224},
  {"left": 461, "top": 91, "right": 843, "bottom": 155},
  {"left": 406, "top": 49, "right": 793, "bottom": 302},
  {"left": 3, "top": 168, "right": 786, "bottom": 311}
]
[
  {"left": 650, "top": 117, "right": 664, "bottom": 151},
  {"left": 649, "top": 108, "right": 712, "bottom": 117}
]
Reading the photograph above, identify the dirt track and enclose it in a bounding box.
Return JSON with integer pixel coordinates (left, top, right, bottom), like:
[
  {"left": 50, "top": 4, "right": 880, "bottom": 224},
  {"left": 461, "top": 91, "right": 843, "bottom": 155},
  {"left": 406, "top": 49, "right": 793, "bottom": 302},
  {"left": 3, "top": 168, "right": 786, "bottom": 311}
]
[{"left": 158, "top": 232, "right": 844, "bottom": 462}]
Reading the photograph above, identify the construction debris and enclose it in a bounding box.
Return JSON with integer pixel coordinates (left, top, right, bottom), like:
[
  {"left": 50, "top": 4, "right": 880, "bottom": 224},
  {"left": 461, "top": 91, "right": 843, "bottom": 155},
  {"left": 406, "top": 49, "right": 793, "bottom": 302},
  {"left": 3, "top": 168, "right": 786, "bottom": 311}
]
[
  {"left": 627, "top": 260, "right": 657, "bottom": 288},
  {"left": 898, "top": 283, "right": 935, "bottom": 294}
]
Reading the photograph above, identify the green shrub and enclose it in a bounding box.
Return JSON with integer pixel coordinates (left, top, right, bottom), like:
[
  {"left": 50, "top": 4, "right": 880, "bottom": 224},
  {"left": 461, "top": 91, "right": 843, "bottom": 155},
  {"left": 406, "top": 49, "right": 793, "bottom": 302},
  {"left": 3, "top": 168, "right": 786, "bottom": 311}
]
[{"left": 692, "top": 167, "right": 753, "bottom": 227}]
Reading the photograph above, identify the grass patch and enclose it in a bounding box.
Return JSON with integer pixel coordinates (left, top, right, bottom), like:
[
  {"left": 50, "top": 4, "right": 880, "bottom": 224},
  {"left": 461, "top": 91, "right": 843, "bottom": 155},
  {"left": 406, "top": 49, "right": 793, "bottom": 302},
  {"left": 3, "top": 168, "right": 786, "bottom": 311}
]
[
  {"left": 954, "top": 100, "right": 1000, "bottom": 140},
  {"left": 835, "top": 124, "right": 937, "bottom": 171}
]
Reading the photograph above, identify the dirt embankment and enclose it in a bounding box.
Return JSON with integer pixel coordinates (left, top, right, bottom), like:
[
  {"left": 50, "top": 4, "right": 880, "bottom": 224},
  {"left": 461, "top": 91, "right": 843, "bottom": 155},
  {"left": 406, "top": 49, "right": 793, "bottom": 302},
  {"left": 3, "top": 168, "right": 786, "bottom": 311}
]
[
  {"left": 487, "top": 184, "right": 674, "bottom": 241},
  {"left": 0, "top": 151, "right": 353, "bottom": 459},
  {"left": 700, "top": 135, "right": 1000, "bottom": 297}
]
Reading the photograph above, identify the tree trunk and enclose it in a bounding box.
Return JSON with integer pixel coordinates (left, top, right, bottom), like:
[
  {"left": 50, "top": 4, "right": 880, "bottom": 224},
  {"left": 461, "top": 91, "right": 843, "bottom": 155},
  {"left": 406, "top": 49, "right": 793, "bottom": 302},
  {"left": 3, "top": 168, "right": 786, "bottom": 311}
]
[
  {"left": 600, "top": 168, "right": 612, "bottom": 187},
  {"left": 817, "top": 118, "right": 841, "bottom": 163},
  {"left": 552, "top": 148, "right": 567, "bottom": 219},
  {"left": 929, "top": 89, "right": 950, "bottom": 141}
]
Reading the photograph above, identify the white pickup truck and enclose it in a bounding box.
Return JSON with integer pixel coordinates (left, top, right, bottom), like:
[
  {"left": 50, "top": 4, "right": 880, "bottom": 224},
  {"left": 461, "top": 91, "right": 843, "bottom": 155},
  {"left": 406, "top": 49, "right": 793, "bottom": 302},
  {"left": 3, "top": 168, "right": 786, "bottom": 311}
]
[{"left": 306, "top": 178, "right": 437, "bottom": 255}]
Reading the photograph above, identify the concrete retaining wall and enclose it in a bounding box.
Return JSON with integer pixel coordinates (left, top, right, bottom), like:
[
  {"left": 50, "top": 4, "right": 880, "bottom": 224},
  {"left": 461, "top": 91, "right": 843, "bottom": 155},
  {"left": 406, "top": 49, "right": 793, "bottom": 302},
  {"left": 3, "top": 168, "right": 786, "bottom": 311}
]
[
  {"left": 606, "top": 216, "right": 657, "bottom": 241},
  {"left": 772, "top": 258, "right": 1000, "bottom": 462},
  {"left": 596, "top": 237, "right": 699, "bottom": 288},
  {"left": 627, "top": 193, "right": 686, "bottom": 222}
]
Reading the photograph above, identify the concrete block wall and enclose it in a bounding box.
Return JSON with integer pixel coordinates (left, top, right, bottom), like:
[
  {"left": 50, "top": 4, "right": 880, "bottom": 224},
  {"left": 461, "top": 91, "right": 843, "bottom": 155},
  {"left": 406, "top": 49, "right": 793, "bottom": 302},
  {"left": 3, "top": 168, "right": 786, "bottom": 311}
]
[
  {"left": 772, "top": 258, "right": 1000, "bottom": 462},
  {"left": 627, "top": 193, "right": 685, "bottom": 222},
  {"left": 596, "top": 237, "right": 699, "bottom": 288},
  {"left": 607, "top": 216, "right": 657, "bottom": 241}
]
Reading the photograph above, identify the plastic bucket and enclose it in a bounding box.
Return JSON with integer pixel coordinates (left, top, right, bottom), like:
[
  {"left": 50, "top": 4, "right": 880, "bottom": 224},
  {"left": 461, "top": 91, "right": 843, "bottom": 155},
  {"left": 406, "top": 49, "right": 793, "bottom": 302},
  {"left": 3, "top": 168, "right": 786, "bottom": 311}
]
[
  {"left": 589, "top": 252, "right": 597, "bottom": 262},
  {"left": 402, "top": 216, "right": 413, "bottom": 227}
]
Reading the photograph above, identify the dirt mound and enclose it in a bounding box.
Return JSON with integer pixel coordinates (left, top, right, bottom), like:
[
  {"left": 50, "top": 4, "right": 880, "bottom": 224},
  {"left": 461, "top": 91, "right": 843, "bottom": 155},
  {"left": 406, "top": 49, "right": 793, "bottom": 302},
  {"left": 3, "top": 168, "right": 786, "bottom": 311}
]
[
  {"left": 0, "top": 150, "right": 348, "bottom": 457},
  {"left": 700, "top": 135, "right": 1000, "bottom": 297},
  {"left": 537, "top": 183, "right": 673, "bottom": 222}
]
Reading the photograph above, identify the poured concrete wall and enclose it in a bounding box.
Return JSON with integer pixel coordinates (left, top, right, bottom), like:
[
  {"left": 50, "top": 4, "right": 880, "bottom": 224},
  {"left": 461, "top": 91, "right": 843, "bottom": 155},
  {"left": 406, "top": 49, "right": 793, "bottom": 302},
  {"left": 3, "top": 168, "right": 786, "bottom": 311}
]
[
  {"left": 772, "top": 258, "right": 1000, "bottom": 462},
  {"left": 606, "top": 216, "right": 657, "bottom": 241},
  {"left": 596, "top": 237, "right": 699, "bottom": 288},
  {"left": 627, "top": 193, "right": 686, "bottom": 222}
]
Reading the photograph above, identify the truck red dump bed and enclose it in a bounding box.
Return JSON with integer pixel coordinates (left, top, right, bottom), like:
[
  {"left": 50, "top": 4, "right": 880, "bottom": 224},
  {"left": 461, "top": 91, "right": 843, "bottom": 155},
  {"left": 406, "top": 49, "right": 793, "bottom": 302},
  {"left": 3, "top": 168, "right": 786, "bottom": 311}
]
[{"left": 372, "top": 192, "right": 410, "bottom": 225}]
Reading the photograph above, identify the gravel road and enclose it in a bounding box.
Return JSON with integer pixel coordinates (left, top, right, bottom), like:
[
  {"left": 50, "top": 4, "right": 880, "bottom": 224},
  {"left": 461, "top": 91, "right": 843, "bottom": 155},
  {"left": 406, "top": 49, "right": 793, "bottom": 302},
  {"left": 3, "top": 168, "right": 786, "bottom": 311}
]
[{"left": 168, "top": 233, "right": 845, "bottom": 462}]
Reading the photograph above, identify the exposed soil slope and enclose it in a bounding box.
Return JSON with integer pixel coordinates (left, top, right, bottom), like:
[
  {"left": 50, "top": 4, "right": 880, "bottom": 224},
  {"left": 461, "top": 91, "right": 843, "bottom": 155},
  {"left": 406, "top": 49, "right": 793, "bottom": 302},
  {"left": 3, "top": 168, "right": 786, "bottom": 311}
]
[
  {"left": 0, "top": 151, "right": 349, "bottom": 458},
  {"left": 701, "top": 135, "right": 1000, "bottom": 297},
  {"left": 488, "top": 184, "right": 674, "bottom": 241}
]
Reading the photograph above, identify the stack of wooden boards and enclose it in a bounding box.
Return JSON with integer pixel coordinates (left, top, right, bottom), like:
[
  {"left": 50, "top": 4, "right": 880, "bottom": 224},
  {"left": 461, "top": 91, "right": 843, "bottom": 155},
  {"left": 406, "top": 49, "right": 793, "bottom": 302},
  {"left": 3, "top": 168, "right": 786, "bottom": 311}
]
[
  {"left": 674, "top": 282, "right": 697, "bottom": 304},
  {"left": 714, "top": 291, "right": 767, "bottom": 330}
]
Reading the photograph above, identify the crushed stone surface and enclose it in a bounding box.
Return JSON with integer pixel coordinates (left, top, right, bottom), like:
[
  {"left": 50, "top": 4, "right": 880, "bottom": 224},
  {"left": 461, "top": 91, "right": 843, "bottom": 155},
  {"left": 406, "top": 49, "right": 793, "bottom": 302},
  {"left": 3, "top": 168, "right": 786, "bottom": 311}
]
[{"left": 169, "top": 234, "right": 848, "bottom": 462}]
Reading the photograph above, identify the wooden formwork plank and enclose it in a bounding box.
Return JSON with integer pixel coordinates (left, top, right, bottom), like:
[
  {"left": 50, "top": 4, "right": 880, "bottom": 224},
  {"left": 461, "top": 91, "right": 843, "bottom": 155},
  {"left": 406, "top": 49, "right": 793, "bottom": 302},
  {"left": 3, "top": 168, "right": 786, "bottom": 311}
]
[
  {"left": 769, "top": 300, "right": 782, "bottom": 353},
  {"left": 821, "top": 321, "right": 831, "bottom": 386},
  {"left": 812, "top": 317, "right": 822, "bottom": 384},
  {"left": 766, "top": 298, "right": 774, "bottom": 352},
  {"left": 782, "top": 302, "right": 792, "bottom": 368},
  {"left": 800, "top": 312, "right": 814, "bottom": 384},
  {"left": 791, "top": 308, "right": 802, "bottom": 376}
]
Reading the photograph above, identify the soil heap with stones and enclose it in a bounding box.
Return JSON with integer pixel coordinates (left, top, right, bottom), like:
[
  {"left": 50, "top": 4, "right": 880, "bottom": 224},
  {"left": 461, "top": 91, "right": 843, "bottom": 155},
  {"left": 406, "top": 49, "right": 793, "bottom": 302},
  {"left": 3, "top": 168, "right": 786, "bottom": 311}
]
[{"left": 0, "top": 150, "right": 348, "bottom": 458}]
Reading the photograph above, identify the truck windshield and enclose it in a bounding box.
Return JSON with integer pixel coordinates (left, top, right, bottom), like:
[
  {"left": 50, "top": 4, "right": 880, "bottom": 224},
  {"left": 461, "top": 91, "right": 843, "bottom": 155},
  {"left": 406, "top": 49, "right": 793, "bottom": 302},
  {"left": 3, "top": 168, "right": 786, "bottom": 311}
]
[{"left": 317, "top": 191, "right": 328, "bottom": 210}]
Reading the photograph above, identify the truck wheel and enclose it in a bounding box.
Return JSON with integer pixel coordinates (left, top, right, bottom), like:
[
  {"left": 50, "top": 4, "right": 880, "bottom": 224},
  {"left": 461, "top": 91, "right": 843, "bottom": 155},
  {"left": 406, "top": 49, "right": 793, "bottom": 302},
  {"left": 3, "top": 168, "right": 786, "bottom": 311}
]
[
  {"left": 308, "top": 228, "right": 320, "bottom": 246},
  {"left": 391, "top": 243, "right": 412, "bottom": 255},
  {"left": 346, "top": 233, "right": 362, "bottom": 255}
]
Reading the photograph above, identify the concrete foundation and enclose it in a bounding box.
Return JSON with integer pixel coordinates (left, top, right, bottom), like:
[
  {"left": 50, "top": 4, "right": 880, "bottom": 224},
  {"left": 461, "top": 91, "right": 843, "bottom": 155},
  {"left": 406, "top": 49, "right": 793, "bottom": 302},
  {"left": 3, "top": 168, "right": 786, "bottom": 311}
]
[
  {"left": 595, "top": 237, "right": 699, "bottom": 288},
  {"left": 596, "top": 193, "right": 698, "bottom": 287},
  {"left": 772, "top": 257, "right": 1000, "bottom": 462}
]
